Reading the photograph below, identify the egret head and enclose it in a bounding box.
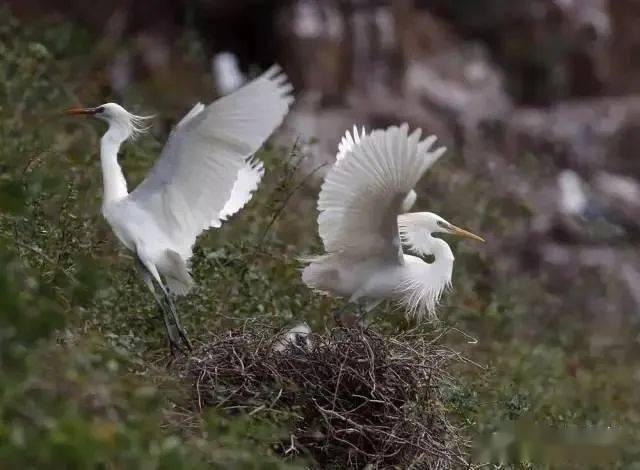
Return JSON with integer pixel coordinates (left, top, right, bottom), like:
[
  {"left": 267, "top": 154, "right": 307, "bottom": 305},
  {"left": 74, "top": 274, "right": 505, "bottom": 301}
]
[
  {"left": 66, "top": 103, "right": 151, "bottom": 138},
  {"left": 403, "top": 212, "right": 485, "bottom": 242}
]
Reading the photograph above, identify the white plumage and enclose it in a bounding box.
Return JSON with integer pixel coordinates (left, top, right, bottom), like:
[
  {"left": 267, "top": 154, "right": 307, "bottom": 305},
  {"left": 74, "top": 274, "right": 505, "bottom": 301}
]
[
  {"left": 303, "top": 124, "right": 483, "bottom": 320},
  {"left": 69, "top": 65, "right": 293, "bottom": 352},
  {"left": 129, "top": 66, "right": 293, "bottom": 262},
  {"left": 214, "top": 156, "right": 265, "bottom": 227},
  {"left": 337, "top": 126, "right": 418, "bottom": 213}
]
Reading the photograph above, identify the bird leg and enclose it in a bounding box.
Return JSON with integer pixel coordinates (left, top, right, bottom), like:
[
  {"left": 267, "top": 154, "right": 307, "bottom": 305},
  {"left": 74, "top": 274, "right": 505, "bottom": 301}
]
[
  {"left": 137, "top": 261, "right": 189, "bottom": 355},
  {"left": 355, "top": 299, "right": 383, "bottom": 326},
  {"left": 162, "top": 290, "right": 192, "bottom": 352},
  {"left": 356, "top": 305, "right": 368, "bottom": 325},
  {"left": 162, "top": 309, "right": 180, "bottom": 358},
  {"left": 333, "top": 302, "right": 354, "bottom": 327},
  {"left": 143, "top": 278, "right": 183, "bottom": 355}
]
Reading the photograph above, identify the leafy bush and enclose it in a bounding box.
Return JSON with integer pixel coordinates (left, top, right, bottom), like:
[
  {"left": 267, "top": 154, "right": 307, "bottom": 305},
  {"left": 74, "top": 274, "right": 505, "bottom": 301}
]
[
  {"left": 0, "top": 8, "right": 308, "bottom": 468},
  {"left": 3, "top": 5, "right": 640, "bottom": 468}
]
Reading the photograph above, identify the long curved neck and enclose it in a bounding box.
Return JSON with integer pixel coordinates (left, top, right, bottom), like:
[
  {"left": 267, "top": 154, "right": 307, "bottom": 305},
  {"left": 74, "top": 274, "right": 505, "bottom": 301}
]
[
  {"left": 428, "top": 236, "right": 454, "bottom": 277},
  {"left": 400, "top": 235, "right": 454, "bottom": 320},
  {"left": 402, "top": 229, "right": 455, "bottom": 279},
  {"left": 100, "top": 126, "right": 130, "bottom": 207},
  {"left": 401, "top": 224, "right": 454, "bottom": 264}
]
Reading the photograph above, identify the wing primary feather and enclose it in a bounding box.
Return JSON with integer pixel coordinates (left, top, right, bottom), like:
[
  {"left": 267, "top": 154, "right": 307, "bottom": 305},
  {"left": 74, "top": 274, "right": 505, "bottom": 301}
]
[
  {"left": 314, "top": 124, "right": 445, "bottom": 260},
  {"left": 128, "top": 64, "right": 293, "bottom": 262}
]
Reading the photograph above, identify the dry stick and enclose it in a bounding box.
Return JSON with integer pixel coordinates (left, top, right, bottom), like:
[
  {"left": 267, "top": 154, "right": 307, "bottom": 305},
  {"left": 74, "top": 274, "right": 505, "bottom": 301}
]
[
  {"left": 283, "top": 434, "right": 298, "bottom": 455},
  {"left": 313, "top": 400, "right": 403, "bottom": 459},
  {"left": 331, "top": 358, "right": 347, "bottom": 411},
  {"left": 2, "top": 234, "right": 80, "bottom": 285},
  {"left": 196, "top": 369, "right": 205, "bottom": 412},
  {"left": 184, "top": 326, "right": 466, "bottom": 466},
  {"left": 258, "top": 161, "right": 327, "bottom": 246},
  {"left": 21, "top": 148, "right": 52, "bottom": 177}
]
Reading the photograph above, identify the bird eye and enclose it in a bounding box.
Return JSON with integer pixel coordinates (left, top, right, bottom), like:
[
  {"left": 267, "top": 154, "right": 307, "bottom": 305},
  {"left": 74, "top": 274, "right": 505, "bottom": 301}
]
[
  {"left": 436, "top": 220, "right": 444, "bottom": 227},
  {"left": 96, "top": 106, "right": 105, "bottom": 113}
]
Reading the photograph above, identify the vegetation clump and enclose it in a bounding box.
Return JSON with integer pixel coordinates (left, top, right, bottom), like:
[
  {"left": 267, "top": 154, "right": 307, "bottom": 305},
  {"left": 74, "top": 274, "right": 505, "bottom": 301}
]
[{"left": 180, "top": 323, "right": 469, "bottom": 468}]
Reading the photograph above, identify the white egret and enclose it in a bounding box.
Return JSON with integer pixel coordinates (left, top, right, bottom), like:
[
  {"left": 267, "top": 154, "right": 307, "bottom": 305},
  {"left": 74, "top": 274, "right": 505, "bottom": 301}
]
[
  {"left": 558, "top": 169, "right": 589, "bottom": 217},
  {"left": 273, "top": 323, "right": 312, "bottom": 352},
  {"left": 302, "top": 124, "right": 484, "bottom": 321},
  {"left": 68, "top": 65, "right": 293, "bottom": 353}
]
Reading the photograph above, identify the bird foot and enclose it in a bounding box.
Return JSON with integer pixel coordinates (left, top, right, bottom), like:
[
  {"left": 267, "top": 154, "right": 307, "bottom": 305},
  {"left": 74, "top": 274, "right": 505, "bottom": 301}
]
[
  {"left": 178, "top": 329, "right": 193, "bottom": 352},
  {"left": 165, "top": 336, "right": 190, "bottom": 363},
  {"left": 164, "top": 321, "right": 192, "bottom": 359}
]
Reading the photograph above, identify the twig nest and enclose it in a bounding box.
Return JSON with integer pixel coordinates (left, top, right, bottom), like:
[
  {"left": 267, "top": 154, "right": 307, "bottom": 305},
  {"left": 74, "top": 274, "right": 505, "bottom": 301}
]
[{"left": 179, "top": 323, "right": 468, "bottom": 468}]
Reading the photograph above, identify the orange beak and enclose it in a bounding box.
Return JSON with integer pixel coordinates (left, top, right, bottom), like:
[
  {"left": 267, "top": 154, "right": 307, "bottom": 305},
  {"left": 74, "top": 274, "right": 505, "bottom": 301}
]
[{"left": 66, "top": 107, "right": 99, "bottom": 116}]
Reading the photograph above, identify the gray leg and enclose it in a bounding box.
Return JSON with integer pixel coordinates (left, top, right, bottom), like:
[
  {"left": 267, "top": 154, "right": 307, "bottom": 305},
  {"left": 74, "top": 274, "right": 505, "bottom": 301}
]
[
  {"left": 137, "top": 259, "right": 190, "bottom": 355},
  {"left": 334, "top": 302, "right": 354, "bottom": 326},
  {"left": 356, "top": 299, "right": 383, "bottom": 325},
  {"left": 162, "top": 289, "right": 192, "bottom": 351},
  {"left": 356, "top": 305, "right": 367, "bottom": 325}
]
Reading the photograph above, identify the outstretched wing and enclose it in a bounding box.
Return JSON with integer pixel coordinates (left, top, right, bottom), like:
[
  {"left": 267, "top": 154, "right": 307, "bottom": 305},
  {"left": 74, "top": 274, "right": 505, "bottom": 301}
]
[
  {"left": 128, "top": 65, "right": 293, "bottom": 258},
  {"left": 337, "top": 126, "right": 419, "bottom": 213},
  {"left": 212, "top": 156, "right": 265, "bottom": 227},
  {"left": 336, "top": 125, "right": 366, "bottom": 161},
  {"left": 317, "top": 124, "right": 445, "bottom": 263}
]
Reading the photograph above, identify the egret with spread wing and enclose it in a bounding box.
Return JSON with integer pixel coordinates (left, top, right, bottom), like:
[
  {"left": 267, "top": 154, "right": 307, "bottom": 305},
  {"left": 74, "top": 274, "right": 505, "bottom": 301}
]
[
  {"left": 68, "top": 65, "right": 293, "bottom": 353},
  {"left": 303, "top": 124, "right": 484, "bottom": 321}
]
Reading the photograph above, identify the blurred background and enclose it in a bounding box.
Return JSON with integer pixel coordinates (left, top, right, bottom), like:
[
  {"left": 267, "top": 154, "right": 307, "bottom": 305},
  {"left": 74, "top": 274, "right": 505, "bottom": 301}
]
[
  {"left": 10, "top": 0, "right": 639, "bottom": 320},
  {"left": 3, "top": 0, "right": 640, "bottom": 466}
]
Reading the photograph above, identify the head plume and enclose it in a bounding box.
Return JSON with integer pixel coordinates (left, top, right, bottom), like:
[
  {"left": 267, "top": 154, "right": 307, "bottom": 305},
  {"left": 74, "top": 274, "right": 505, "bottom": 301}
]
[
  {"left": 125, "top": 111, "right": 154, "bottom": 139},
  {"left": 97, "top": 103, "right": 154, "bottom": 140}
]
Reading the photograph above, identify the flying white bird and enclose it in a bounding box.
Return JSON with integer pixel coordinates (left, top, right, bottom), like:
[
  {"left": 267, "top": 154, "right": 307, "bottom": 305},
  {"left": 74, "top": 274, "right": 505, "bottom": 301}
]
[
  {"left": 302, "top": 124, "right": 484, "bottom": 321},
  {"left": 68, "top": 65, "right": 294, "bottom": 353}
]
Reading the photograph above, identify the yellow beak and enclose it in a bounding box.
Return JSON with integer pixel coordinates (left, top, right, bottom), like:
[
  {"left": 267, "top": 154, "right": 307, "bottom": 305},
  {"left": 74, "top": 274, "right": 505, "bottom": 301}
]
[{"left": 448, "top": 223, "right": 485, "bottom": 242}]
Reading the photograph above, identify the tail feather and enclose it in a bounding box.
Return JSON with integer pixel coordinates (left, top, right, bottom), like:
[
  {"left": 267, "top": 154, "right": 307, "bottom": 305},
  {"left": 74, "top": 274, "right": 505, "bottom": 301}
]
[{"left": 164, "top": 249, "right": 195, "bottom": 296}]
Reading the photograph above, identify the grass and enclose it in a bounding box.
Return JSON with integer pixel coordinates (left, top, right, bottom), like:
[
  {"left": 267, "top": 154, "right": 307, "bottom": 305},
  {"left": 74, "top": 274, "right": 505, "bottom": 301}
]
[{"left": 2, "top": 6, "right": 640, "bottom": 468}]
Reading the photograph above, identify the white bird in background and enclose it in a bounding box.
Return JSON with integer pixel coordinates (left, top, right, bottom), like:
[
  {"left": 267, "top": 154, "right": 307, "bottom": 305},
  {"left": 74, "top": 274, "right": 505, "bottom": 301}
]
[
  {"left": 303, "top": 124, "right": 484, "bottom": 322},
  {"left": 558, "top": 169, "right": 589, "bottom": 217},
  {"left": 68, "top": 65, "right": 294, "bottom": 353},
  {"left": 212, "top": 52, "right": 245, "bottom": 94}
]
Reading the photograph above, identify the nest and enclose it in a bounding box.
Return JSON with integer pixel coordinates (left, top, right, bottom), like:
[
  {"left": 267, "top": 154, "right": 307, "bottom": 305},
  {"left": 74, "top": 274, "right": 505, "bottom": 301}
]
[{"left": 179, "top": 324, "right": 468, "bottom": 468}]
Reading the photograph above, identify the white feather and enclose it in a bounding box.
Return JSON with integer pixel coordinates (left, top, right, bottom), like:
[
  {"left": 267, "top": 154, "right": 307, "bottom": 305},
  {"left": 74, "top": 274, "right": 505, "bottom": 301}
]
[
  {"left": 396, "top": 263, "right": 452, "bottom": 320},
  {"left": 175, "top": 102, "right": 205, "bottom": 129},
  {"left": 303, "top": 124, "right": 451, "bottom": 321},
  {"left": 128, "top": 65, "right": 293, "bottom": 262},
  {"left": 336, "top": 125, "right": 366, "bottom": 161},
  {"left": 317, "top": 124, "right": 445, "bottom": 258},
  {"left": 212, "top": 157, "right": 265, "bottom": 227},
  {"left": 397, "top": 214, "right": 455, "bottom": 319},
  {"left": 337, "top": 126, "right": 416, "bottom": 213},
  {"left": 272, "top": 323, "right": 312, "bottom": 352}
]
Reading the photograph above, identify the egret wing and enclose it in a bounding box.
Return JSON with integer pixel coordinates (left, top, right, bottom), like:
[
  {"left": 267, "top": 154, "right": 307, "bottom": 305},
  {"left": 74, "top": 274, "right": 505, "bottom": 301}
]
[
  {"left": 212, "top": 156, "right": 265, "bottom": 227},
  {"left": 337, "top": 126, "right": 419, "bottom": 213},
  {"left": 175, "top": 102, "right": 205, "bottom": 128},
  {"left": 318, "top": 124, "right": 445, "bottom": 263},
  {"left": 336, "top": 125, "right": 366, "bottom": 161},
  {"left": 129, "top": 65, "right": 293, "bottom": 257}
]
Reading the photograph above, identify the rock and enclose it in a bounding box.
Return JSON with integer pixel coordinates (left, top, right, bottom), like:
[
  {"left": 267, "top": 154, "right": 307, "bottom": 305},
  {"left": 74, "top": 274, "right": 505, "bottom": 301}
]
[
  {"left": 420, "top": 0, "right": 611, "bottom": 104},
  {"left": 609, "top": 0, "right": 640, "bottom": 94},
  {"left": 505, "top": 97, "right": 640, "bottom": 176},
  {"left": 593, "top": 172, "right": 640, "bottom": 236}
]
